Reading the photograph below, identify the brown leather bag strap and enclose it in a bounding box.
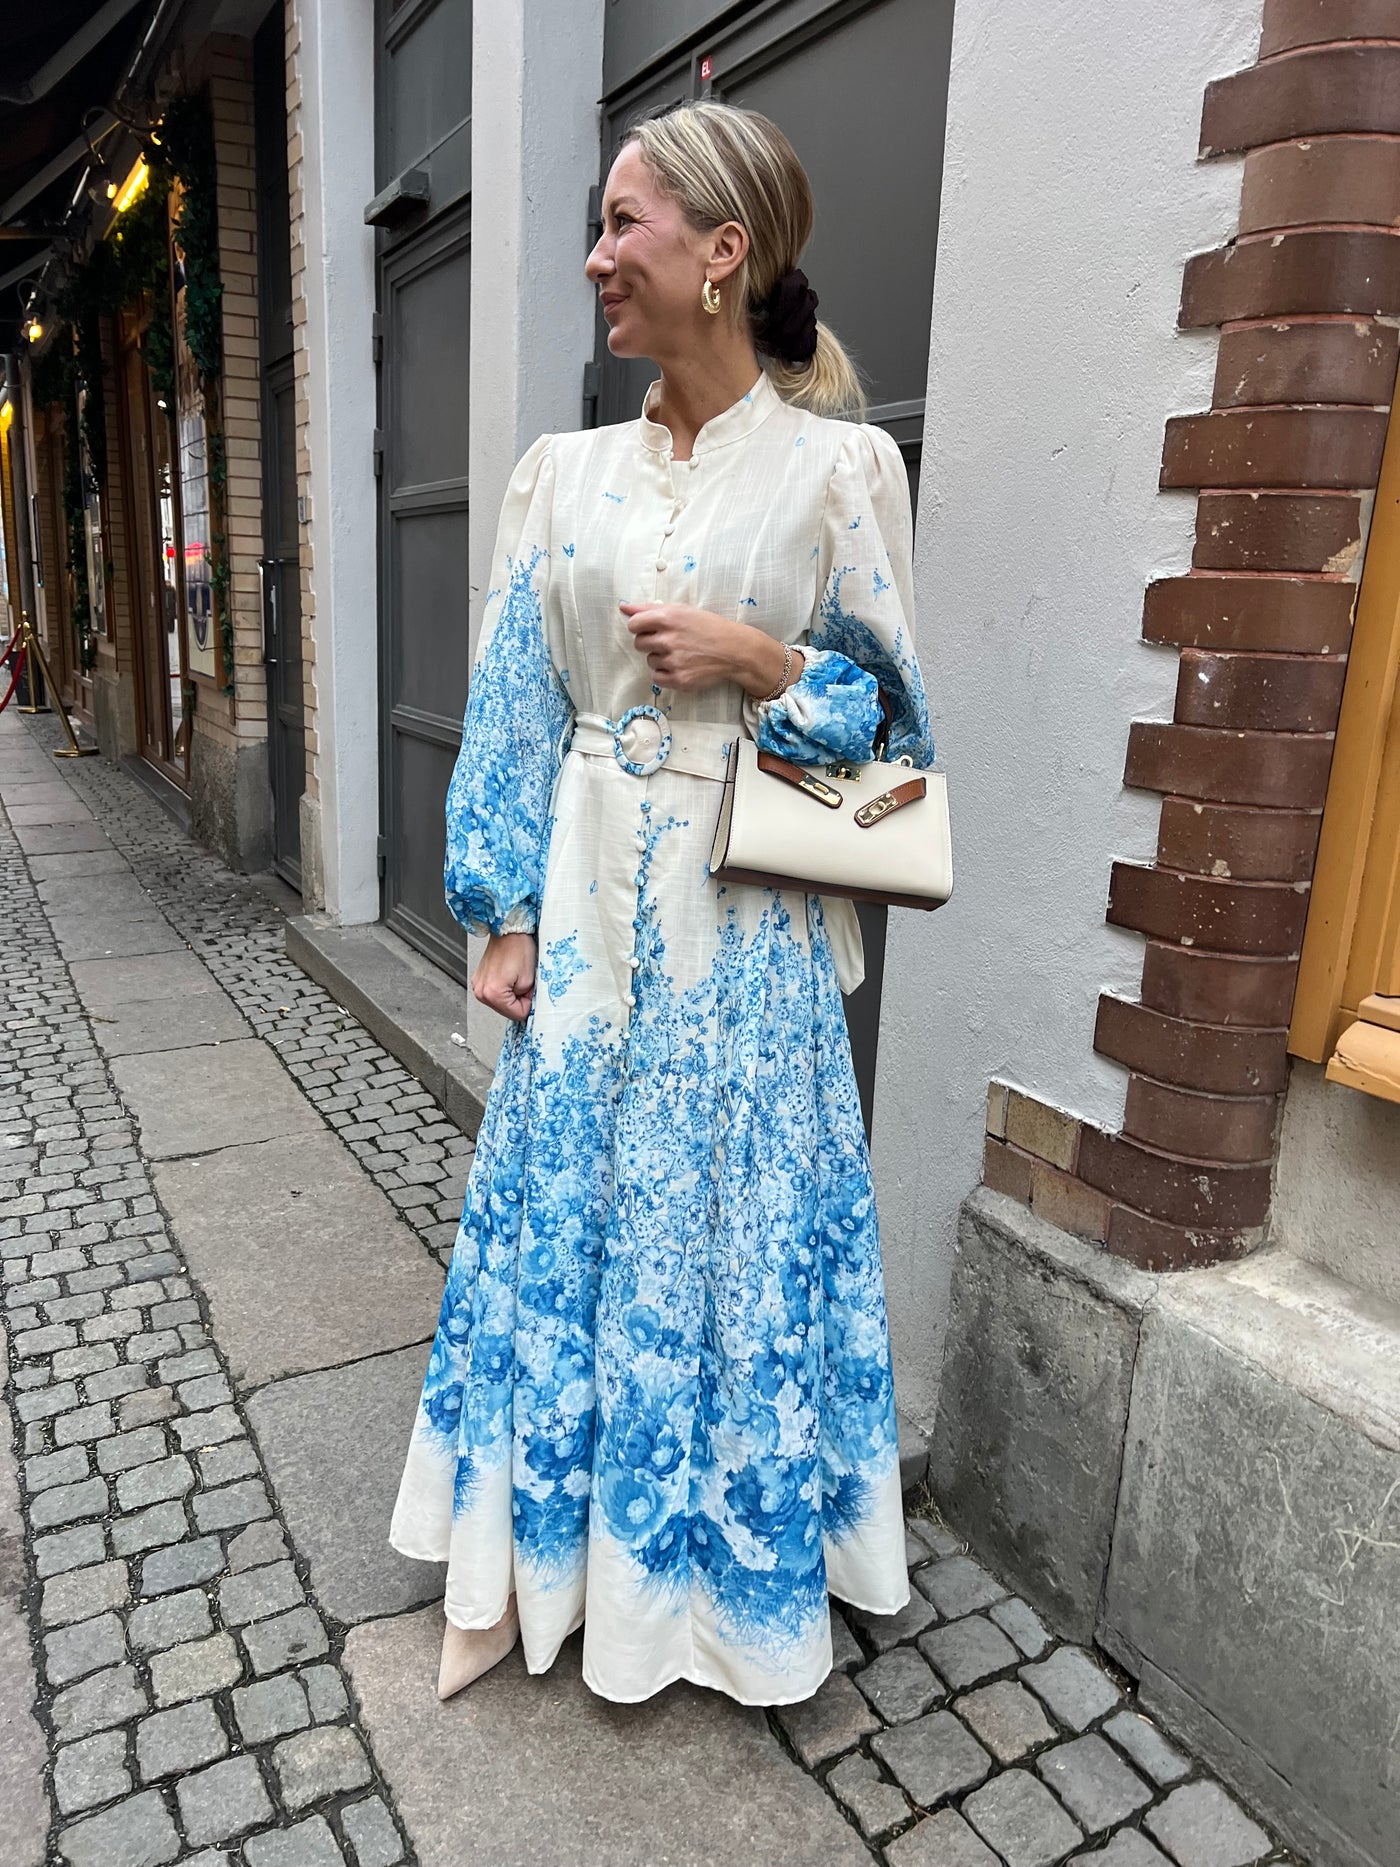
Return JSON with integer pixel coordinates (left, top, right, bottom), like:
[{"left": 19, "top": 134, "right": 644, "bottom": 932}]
[
  {"left": 755, "top": 750, "right": 844, "bottom": 809},
  {"left": 853, "top": 775, "right": 926, "bottom": 827}
]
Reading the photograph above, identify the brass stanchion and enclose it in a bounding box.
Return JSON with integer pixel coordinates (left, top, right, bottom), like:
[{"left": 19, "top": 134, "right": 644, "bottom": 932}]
[
  {"left": 7, "top": 610, "right": 97, "bottom": 755},
  {"left": 14, "top": 606, "right": 49, "bottom": 716},
  {"left": 25, "top": 614, "right": 98, "bottom": 758}
]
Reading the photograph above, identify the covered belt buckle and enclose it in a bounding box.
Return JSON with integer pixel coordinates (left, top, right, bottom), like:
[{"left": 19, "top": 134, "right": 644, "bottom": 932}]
[{"left": 611, "top": 704, "right": 672, "bottom": 777}]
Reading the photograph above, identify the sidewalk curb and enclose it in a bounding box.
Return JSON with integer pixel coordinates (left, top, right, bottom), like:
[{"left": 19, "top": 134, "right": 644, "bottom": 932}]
[{"left": 286, "top": 917, "right": 492, "bottom": 1140}]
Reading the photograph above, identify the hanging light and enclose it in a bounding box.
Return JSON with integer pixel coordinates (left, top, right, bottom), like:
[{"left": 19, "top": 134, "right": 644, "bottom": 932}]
[
  {"left": 26, "top": 317, "right": 43, "bottom": 343},
  {"left": 112, "top": 158, "right": 149, "bottom": 214},
  {"left": 85, "top": 151, "right": 116, "bottom": 206}
]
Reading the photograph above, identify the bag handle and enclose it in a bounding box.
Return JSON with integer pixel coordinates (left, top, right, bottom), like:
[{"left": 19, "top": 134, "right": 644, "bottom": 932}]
[{"left": 873, "top": 686, "right": 895, "bottom": 762}]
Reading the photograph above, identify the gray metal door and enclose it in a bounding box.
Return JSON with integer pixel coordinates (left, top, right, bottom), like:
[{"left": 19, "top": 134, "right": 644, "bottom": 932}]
[
  {"left": 373, "top": 0, "right": 473, "bottom": 977},
  {"left": 256, "top": 5, "right": 304, "bottom": 885},
  {"left": 592, "top": 0, "right": 952, "bottom": 1131},
  {"left": 261, "top": 363, "right": 303, "bottom": 883}
]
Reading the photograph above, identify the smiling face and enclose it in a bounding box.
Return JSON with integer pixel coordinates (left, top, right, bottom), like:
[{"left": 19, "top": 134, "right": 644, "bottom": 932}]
[{"left": 585, "top": 141, "right": 747, "bottom": 365}]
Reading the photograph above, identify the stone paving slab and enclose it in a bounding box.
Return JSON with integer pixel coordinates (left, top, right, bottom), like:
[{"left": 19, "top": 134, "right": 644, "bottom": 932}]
[
  {"left": 26, "top": 849, "right": 130, "bottom": 880},
  {"left": 154, "top": 1131, "right": 442, "bottom": 1388},
  {"left": 69, "top": 949, "right": 225, "bottom": 1013},
  {"left": 87, "top": 991, "right": 251, "bottom": 1060},
  {"left": 0, "top": 782, "right": 84, "bottom": 809},
  {"left": 343, "top": 1606, "right": 870, "bottom": 1867},
  {"left": 36, "top": 872, "right": 154, "bottom": 916},
  {"left": 247, "top": 1347, "right": 445, "bottom": 1623},
  {"left": 0, "top": 1329, "right": 51, "bottom": 1867},
  {"left": 6, "top": 799, "right": 95, "bottom": 826},
  {"left": 12, "top": 821, "right": 111, "bottom": 855},
  {"left": 48, "top": 914, "right": 188, "bottom": 963},
  {"left": 114, "top": 1040, "right": 324, "bottom": 1159}
]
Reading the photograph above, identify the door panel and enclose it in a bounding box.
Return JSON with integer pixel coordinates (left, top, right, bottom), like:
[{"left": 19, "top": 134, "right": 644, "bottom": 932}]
[
  {"left": 375, "top": 0, "right": 473, "bottom": 977},
  {"left": 392, "top": 507, "right": 471, "bottom": 713},
  {"left": 391, "top": 260, "right": 472, "bottom": 490},
  {"left": 602, "top": 0, "right": 738, "bottom": 93},
  {"left": 389, "top": 728, "right": 462, "bottom": 953},
  {"left": 376, "top": 0, "right": 472, "bottom": 214},
  {"left": 379, "top": 207, "right": 473, "bottom": 978},
  {"left": 723, "top": 0, "right": 950, "bottom": 413}
]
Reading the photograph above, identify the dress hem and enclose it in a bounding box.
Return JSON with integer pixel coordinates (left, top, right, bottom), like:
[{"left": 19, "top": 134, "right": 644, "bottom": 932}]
[
  {"left": 389, "top": 1538, "right": 910, "bottom": 1629},
  {"left": 577, "top": 1658, "right": 833, "bottom": 1710}
]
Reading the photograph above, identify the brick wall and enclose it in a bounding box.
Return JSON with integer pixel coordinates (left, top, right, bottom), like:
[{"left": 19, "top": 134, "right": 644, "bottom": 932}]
[
  {"left": 982, "top": 0, "right": 1400, "bottom": 1271},
  {"left": 192, "top": 36, "right": 266, "bottom": 758},
  {"left": 285, "top": 0, "right": 319, "bottom": 818}
]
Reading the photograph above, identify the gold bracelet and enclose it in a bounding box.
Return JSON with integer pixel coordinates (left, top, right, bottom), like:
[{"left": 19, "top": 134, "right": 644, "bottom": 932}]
[{"left": 759, "top": 641, "right": 793, "bottom": 704}]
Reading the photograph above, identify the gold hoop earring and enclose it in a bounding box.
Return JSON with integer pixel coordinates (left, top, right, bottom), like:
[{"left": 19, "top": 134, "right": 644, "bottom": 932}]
[{"left": 701, "top": 278, "right": 721, "bottom": 316}]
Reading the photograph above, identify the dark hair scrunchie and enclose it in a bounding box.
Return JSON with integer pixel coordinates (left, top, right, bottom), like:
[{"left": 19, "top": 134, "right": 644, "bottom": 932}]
[{"left": 754, "top": 268, "right": 819, "bottom": 368}]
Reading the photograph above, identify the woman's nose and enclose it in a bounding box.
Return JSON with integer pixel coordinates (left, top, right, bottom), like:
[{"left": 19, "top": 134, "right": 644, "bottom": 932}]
[{"left": 585, "top": 236, "right": 611, "bottom": 281}]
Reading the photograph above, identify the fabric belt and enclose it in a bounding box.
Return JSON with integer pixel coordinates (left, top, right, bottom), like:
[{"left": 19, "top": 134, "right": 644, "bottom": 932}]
[{"left": 566, "top": 707, "right": 736, "bottom": 781}]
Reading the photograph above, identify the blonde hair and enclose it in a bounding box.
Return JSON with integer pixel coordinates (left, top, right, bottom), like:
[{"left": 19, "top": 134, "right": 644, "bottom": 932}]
[{"left": 624, "top": 101, "right": 866, "bottom": 421}]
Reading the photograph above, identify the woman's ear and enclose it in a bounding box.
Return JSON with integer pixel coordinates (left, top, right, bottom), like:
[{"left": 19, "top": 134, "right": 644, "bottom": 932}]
[{"left": 707, "top": 218, "right": 750, "bottom": 287}]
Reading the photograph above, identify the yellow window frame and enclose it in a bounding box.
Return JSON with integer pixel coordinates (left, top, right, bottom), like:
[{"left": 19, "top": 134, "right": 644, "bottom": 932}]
[{"left": 1290, "top": 390, "right": 1400, "bottom": 1102}]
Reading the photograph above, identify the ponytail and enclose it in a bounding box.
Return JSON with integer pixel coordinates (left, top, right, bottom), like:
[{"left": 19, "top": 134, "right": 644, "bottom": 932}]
[{"left": 765, "top": 322, "right": 867, "bottom": 422}]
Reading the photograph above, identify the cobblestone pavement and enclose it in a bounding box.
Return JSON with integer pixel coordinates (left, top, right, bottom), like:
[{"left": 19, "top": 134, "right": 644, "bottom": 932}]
[{"left": 0, "top": 707, "right": 1305, "bottom": 1867}]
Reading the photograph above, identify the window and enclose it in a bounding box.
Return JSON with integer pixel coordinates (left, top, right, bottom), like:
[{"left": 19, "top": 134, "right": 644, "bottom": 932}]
[{"left": 1291, "top": 398, "right": 1400, "bottom": 1103}]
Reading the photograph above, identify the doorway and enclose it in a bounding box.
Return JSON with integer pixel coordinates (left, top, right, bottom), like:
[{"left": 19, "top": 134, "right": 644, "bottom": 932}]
[
  {"left": 118, "top": 312, "right": 191, "bottom": 788},
  {"left": 372, "top": 0, "right": 474, "bottom": 979}
]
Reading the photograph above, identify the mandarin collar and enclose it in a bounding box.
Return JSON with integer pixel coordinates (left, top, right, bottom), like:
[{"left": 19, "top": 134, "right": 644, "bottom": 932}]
[{"left": 639, "top": 369, "right": 779, "bottom": 458}]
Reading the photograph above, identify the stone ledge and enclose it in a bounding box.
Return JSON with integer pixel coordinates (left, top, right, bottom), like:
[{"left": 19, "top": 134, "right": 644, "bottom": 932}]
[
  {"left": 1153, "top": 1246, "right": 1400, "bottom": 1453},
  {"left": 931, "top": 1191, "right": 1157, "bottom": 1645},
  {"left": 285, "top": 916, "right": 492, "bottom": 1138},
  {"left": 1103, "top": 1253, "right": 1400, "bottom": 1867}
]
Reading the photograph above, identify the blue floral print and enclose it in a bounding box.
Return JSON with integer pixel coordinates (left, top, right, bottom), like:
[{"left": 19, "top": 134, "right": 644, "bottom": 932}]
[
  {"left": 443, "top": 547, "right": 569, "bottom": 938},
  {"left": 538, "top": 931, "right": 591, "bottom": 1003}
]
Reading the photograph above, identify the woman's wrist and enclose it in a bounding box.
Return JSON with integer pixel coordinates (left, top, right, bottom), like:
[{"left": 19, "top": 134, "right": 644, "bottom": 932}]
[{"left": 733, "top": 622, "right": 804, "bottom": 700}]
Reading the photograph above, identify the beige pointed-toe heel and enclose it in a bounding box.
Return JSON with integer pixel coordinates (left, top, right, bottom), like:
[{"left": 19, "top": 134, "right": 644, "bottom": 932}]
[{"left": 436, "top": 1595, "right": 520, "bottom": 1701}]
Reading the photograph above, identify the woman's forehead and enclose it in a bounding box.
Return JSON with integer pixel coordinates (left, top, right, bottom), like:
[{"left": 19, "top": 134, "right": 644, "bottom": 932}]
[{"left": 604, "top": 142, "right": 654, "bottom": 207}]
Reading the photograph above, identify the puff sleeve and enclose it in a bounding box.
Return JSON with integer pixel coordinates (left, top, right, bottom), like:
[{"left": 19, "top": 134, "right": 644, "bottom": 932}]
[
  {"left": 443, "top": 433, "right": 572, "bottom": 938},
  {"left": 749, "top": 422, "right": 935, "bottom": 768}
]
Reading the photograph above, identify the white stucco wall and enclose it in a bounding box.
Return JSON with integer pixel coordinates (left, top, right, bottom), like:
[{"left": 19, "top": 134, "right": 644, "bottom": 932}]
[
  {"left": 464, "top": 0, "right": 604, "bottom": 1068},
  {"left": 295, "top": 0, "right": 379, "bottom": 925},
  {"left": 1272, "top": 1064, "right": 1400, "bottom": 1311},
  {"left": 875, "top": 0, "right": 1264, "bottom": 1428}
]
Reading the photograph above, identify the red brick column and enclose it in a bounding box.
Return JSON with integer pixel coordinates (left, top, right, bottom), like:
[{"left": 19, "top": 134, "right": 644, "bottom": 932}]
[{"left": 983, "top": 0, "right": 1400, "bottom": 1269}]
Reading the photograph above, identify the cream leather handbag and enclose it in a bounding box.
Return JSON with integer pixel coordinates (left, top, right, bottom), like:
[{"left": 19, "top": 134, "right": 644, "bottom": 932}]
[{"left": 708, "top": 704, "right": 952, "bottom": 911}]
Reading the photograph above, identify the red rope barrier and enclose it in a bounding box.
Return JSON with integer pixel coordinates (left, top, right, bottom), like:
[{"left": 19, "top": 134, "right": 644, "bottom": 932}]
[{"left": 0, "top": 639, "right": 28, "bottom": 713}]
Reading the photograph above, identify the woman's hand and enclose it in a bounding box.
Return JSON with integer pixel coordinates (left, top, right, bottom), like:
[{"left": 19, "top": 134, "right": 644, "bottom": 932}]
[
  {"left": 620, "top": 602, "right": 803, "bottom": 698},
  {"left": 471, "top": 930, "right": 537, "bottom": 1022}
]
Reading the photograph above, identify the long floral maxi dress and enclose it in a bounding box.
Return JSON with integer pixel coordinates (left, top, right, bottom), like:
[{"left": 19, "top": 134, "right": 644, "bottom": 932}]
[{"left": 389, "top": 368, "right": 935, "bottom": 1707}]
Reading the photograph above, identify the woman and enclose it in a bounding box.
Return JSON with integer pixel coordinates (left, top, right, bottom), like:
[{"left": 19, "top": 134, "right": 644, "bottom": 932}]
[{"left": 389, "top": 100, "right": 934, "bottom": 1709}]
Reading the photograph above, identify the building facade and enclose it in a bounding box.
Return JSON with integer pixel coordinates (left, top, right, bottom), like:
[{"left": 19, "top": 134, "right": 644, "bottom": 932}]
[{"left": 2, "top": 2, "right": 1396, "bottom": 1862}]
